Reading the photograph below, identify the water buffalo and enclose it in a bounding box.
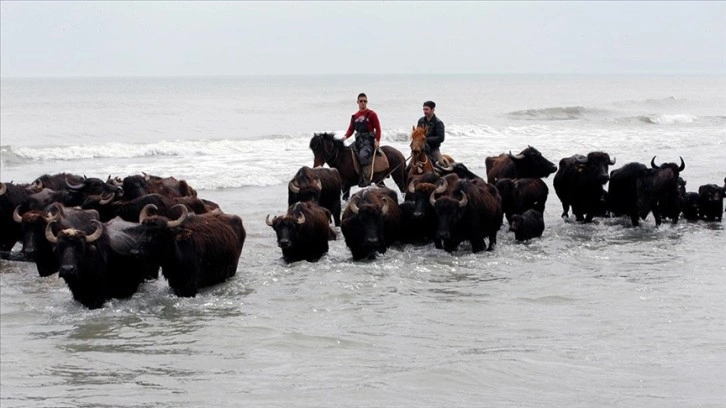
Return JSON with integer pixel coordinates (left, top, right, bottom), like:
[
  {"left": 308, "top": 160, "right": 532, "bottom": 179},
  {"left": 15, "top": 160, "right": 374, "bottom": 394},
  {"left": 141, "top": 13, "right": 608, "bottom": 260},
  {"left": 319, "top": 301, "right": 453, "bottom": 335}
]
[
  {"left": 495, "top": 178, "right": 548, "bottom": 225},
  {"left": 267, "top": 201, "right": 336, "bottom": 263},
  {"left": 608, "top": 157, "right": 685, "bottom": 226},
  {"left": 431, "top": 178, "right": 503, "bottom": 253},
  {"left": 0, "top": 182, "right": 36, "bottom": 251},
  {"left": 115, "top": 173, "right": 197, "bottom": 200},
  {"left": 485, "top": 146, "right": 557, "bottom": 183},
  {"left": 341, "top": 187, "right": 402, "bottom": 260},
  {"left": 554, "top": 152, "right": 616, "bottom": 223},
  {"left": 697, "top": 184, "right": 724, "bottom": 221},
  {"left": 138, "top": 205, "right": 246, "bottom": 297},
  {"left": 288, "top": 166, "right": 343, "bottom": 227},
  {"left": 509, "top": 209, "right": 545, "bottom": 241}
]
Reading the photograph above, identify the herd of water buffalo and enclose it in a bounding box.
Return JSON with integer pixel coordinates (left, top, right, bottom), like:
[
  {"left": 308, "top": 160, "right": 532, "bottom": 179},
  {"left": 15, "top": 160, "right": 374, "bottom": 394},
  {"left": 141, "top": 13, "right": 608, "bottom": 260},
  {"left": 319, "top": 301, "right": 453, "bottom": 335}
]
[{"left": 1, "top": 141, "right": 724, "bottom": 309}]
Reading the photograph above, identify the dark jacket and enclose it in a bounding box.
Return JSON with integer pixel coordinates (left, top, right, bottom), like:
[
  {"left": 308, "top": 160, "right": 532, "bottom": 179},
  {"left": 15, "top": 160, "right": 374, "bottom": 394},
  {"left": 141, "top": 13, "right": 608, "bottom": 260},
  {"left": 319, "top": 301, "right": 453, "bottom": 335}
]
[{"left": 417, "top": 114, "right": 445, "bottom": 150}]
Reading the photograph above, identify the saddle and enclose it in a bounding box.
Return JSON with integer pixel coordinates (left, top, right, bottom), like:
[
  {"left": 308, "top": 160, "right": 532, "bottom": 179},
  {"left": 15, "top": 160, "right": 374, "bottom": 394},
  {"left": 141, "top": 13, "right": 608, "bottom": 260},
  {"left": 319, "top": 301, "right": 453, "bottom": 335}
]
[{"left": 351, "top": 148, "right": 389, "bottom": 175}]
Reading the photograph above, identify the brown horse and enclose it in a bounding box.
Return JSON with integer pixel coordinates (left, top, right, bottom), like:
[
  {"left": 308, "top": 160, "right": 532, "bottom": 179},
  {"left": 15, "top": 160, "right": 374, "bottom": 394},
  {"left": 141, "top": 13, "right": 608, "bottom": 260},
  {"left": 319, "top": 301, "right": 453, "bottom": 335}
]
[
  {"left": 408, "top": 126, "right": 455, "bottom": 179},
  {"left": 310, "top": 132, "right": 407, "bottom": 200}
]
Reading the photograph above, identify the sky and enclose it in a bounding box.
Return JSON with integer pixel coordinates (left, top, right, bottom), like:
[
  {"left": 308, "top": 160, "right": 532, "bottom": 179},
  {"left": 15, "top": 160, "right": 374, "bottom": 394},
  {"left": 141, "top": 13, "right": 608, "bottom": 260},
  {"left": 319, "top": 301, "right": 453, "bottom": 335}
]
[{"left": 1, "top": 1, "right": 724, "bottom": 78}]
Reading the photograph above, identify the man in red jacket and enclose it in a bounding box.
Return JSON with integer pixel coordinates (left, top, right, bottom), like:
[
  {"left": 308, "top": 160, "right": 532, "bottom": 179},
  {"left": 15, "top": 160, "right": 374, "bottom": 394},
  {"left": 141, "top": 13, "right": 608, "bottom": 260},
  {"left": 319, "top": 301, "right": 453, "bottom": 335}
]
[{"left": 341, "top": 93, "right": 381, "bottom": 187}]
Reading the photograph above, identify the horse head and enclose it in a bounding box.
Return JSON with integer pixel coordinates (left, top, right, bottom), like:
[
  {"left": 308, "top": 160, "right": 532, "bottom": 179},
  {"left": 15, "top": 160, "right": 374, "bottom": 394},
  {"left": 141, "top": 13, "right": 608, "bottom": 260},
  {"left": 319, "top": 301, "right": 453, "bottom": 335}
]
[
  {"left": 310, "top": 132, "right": 344, "bottom": 167},
  {"left": 410, "top": 126, "right": 428, "bottom": 154}
]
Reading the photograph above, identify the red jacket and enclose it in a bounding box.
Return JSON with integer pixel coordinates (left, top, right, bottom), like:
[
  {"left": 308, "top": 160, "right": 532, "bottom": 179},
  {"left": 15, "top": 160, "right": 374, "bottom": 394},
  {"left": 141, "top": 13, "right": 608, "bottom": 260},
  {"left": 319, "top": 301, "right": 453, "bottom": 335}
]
[{"left": 344, "top": 109, "right": 381, "bottom": 142}]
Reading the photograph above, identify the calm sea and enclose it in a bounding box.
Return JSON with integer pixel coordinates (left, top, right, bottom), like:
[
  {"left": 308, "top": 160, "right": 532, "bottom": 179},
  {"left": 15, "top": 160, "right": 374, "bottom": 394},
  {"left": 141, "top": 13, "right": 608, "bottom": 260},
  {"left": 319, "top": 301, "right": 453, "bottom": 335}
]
[{"left": 1, "top": 75, "right": 725, "bottom": 407}]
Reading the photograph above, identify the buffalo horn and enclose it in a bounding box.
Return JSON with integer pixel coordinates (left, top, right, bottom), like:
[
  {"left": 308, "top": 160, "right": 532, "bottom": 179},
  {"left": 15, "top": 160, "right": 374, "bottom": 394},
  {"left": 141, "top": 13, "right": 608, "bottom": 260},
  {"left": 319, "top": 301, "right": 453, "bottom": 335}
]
[
  {"left": 678, "top": 156, "right": 685, "bottom": 172},
  {"left": 265, "top": 214, "right": 275, "bottom": 226},
  {"left": 139, "top": 204, "right": 158, "bottom": 223},
  {"left": 429, "top": 191, "right": 437, "bottom": 207},
  {"left": 434, "top": 178, "right": 448, "bottom": 194},
  {"left": 12, "top": 205, "right": 23, "bottom": 223},
  {"left": 143, "top": 172, "right": 151, "bottom": 181},
  {"left": 288, "top": 180, "right": 300, "bottom": 194},
  {"left": 167, "top": 205, "right": 189, "bottom": 228},
  {"left": 509, "top": 151, "right": 525, "bottom": 160},
  {"left": 45, "top": 204, "right": 62, "bottom": 223},
  {"left": 45, "top": 221, "right": 58, "bottom": 244},
  {"left": 31, "top": 179, "right": 43, "bottom": 190},
  {"left": 85, "top": 220, "right": 104, "bottom": 243},
  {"left": 609, "top": 156, "right": 616, "bottom": 165},
  {"left": 381, "top": 197, "right": 389, "bottom": 216},
  {"left": 407, "top": 179, "right": 417, "bottom": 194},
  {"left": 296, "top": 213, "right": 306, "bottom": 224},
  {"left": 314, "top": 179, "right": 322, "bottom": 191},
  {"left": 0, "top": 182, "right": 6, "bottom": 196},
  {"left": 458, "top": 192, "right": 468, "bottom": 208},
  {"left": 575, "top": 155, "right": 588, "bottom": 164},
  {"left": 65, "top": 177, "right": 85, "bottom": 190},
  {"left": 99, "top": 192, "right": 115, "bottom": 205},
  {"left": 650, "top": 156, "right": 659, "bottom": 169},
  {"left": 349, "top": 197, "right": 360, "bottom": 214}
]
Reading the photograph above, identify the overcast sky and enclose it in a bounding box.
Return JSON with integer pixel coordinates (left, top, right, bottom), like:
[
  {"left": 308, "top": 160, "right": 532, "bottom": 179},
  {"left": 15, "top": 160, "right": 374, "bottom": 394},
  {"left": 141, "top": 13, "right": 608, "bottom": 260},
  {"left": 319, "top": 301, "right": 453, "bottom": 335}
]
[{"left": 1, "top": 1, "right": 724, "bottom": 78}]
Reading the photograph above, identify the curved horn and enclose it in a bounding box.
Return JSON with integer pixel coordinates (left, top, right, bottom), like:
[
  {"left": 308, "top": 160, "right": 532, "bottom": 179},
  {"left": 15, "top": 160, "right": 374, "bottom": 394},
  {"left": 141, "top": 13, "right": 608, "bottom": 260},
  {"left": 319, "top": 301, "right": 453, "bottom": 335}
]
[
  {"left": 650, "top": 156, "right": 659, "bottom": 169},
  {"left": 45, "top": 221, "right": 58, "bottom": 244},
  {"left": 166, "top": 205, "right": 189, "bottom": 228},
  {"left": 381, "top": 197, "right": 389, "bottom": 216},
  {"left": 349, "top": 197, "right": 360, "bottom": 214},
  {"left": 575, "top": 155, "right": 588, "bottom": 164},
  {"left": 13, "top": 205, "right": 23, "bottom": 223},
  {"left": 110, "top": 176, "right": 123, "bottom": 186},
  {"left": 139, "top": 204, "right": 158, "bottom": 223},
  {"left": 407, "top": 179, "right": 417, "bottom": 194},
  {"left": 458, "top": 192, "right": 468, "bottom": 208},
  {"left": 65, "top": 177, "right": 85, "bottom": 190},
  {"left": 265, "top": 214, "right": 275, "bottom": 226},
  {"left": 677, "top": 156, "right": 685, "bottom": 172},
  {"left": 0, "top": 182, "right": 6, "bottom": 196},
  {"left": 509, "top": 151, "right": 525, "bottom": 160},
  {"left": 288, "top": 180, "right": 300, "bottom": 194},
  {"left": 99, "top": 192, "right": 115, "bottom": 205},
  {"left": 143, "top": 172, "right": 151, "bottom": 181},
  {"left": 609, "top": 156, "right": 616, "bottom": 165},
  {"left": 31, "top": 179, "right": 43, "bottom": 191},
  {"left": 85, "top": 220, "right": 104, "bottom": 243},
  {"left": 314, "top": 179, "right": 323, "bottom": 191},
  {"left": 434, "top": 178, "right": 448, "bottom": 194},
  {"left": 429, "top": 191, "right": 437, "bottom": 207},
  {"left": 44, "top": 204, "right": 62, "bottom": 223},
  {"left": 296, "top": 213, "right": 306, "bottom": 224},
  {"left": 435, "top": 161, "right": 454, "bottom": 172}
]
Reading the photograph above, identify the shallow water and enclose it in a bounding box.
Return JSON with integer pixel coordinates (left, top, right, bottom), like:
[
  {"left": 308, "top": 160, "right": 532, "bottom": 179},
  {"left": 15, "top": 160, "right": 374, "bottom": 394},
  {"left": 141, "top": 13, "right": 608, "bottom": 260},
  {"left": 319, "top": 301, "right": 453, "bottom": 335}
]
[{"left": 2, "top": 75, "right": 725, "bottom": 406}]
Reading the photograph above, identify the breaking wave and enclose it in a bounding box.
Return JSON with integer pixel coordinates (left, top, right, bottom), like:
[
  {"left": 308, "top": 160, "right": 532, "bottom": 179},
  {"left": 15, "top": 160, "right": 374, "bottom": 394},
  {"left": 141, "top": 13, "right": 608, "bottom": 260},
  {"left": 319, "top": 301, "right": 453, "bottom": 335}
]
[{"left": 507, "top": 106, "right": 602, "bottom": 121}]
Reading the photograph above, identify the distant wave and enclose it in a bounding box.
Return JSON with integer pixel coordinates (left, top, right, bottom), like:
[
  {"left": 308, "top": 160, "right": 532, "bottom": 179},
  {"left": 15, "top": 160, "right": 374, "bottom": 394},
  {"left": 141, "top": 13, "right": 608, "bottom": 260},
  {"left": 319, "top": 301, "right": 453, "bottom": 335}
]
[
  {"left": 612, "top": 96, "right": 683, "bottom": 108},
  {"left": 616, "top": 114, "right": 698, "bottom": 125},
  {"left": 507, "top": 106, "right": 602, "bottom": 121}
]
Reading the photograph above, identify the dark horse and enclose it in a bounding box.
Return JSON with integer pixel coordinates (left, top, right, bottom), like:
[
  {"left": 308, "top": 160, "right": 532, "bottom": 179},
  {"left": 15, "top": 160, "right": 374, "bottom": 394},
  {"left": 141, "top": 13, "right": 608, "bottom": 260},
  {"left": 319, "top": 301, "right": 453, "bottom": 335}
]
[{"left": 310, "top": 132, "right": 407, "bottom": 200}]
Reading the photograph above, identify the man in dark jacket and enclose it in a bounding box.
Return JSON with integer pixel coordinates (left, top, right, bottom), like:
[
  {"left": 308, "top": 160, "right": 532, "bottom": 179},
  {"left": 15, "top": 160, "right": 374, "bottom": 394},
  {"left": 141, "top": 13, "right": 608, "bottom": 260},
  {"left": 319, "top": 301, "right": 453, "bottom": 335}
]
[{"left": 417, "top": 100, "right": 445, "bottom": 165}]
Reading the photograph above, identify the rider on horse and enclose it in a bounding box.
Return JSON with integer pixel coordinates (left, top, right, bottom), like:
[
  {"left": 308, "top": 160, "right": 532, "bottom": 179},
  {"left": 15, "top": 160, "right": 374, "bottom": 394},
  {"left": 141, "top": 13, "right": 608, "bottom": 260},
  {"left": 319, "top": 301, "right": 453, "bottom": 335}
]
[
  {"left": 417, "top": 100, "right": 445, "bottom": 166},
  {"left": 341, "top": 93, "right": 381, "bottom": 187}
]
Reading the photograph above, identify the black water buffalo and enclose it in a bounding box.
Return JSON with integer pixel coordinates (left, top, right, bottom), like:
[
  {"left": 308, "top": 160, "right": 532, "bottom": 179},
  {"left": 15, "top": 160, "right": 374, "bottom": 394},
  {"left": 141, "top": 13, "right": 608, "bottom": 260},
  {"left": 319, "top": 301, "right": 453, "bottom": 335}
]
[
  {"left": 266, "top": 201, "right": 336, "bottom": 263},
  {"left": 30, "top": 173, "right": 85, "bottom": 191},
  {"left": 0, "top": 182, "right": 36, "bottom": 251},
  {"left": 509, "top": 209, "right": 545, "bottom": 241},
  {"left": 45, "top": 217, "right": 156, "bottom": 309},
  {"left": 138, "top": 205, "right": 246, "bottom": 297},
  {"left": 554, "top": 152, "right": 616, "bottom": 223},
  {"left": 697, "top": 184, "right": 724, "bottom": 221},
  {"left": 431, "top": 178, "right": 503, "bottom": 253},
  {"left": 15, "top": 204, "right": 100, "bottom": 277},
  {"left": 485, "top": 146, "right": 557, "bottom": 183},
  {"left": 433, "top": 161, "right": 485, "bottom": 181},
  {"left": 608, "top": 157, "right": 685, "bottom": 226},
  {"left": 115, "top": 173, "right": 197, "bottom": 200},
  {"left": 288, "top": 166, "right": 343, "bottom": 227},
  {"left": 495, "top": 178, "right": 548, "bottom": 225},
  {"left": 341, "top": 187, "right": 402, "bottom": 260},
  {"left": 399, "top": 173, "right": 444, "bottom": 245}
]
